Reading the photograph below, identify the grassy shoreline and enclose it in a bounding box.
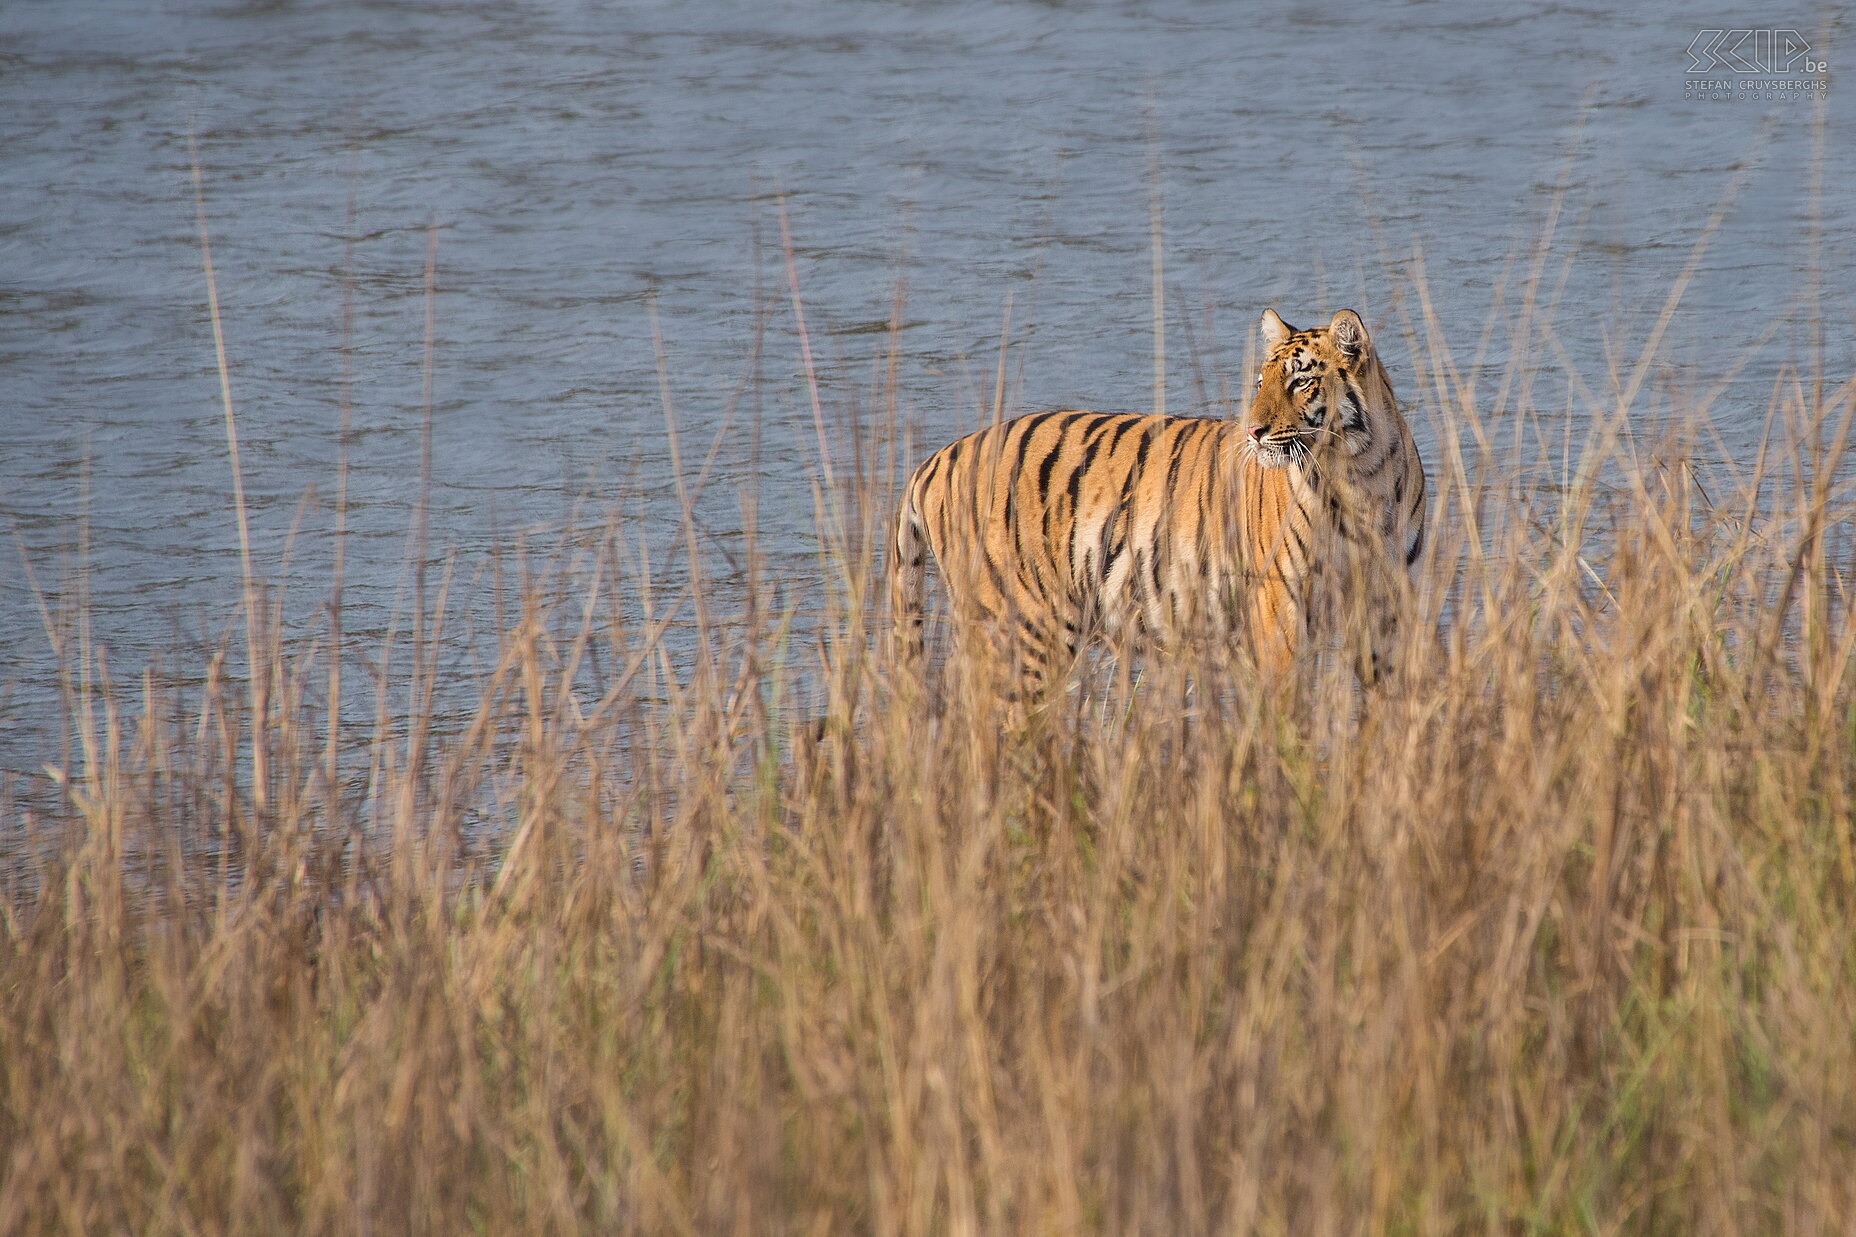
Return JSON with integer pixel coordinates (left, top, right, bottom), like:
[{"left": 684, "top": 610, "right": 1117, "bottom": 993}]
[{"left": 5, "top": 261, "right": 1856, "bottom": 1234}]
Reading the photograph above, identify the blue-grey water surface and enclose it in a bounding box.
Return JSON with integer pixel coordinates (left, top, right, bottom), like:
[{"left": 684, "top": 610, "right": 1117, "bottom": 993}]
[{"left": 1, "top": 0, "right": 1849, "bottom": 774}]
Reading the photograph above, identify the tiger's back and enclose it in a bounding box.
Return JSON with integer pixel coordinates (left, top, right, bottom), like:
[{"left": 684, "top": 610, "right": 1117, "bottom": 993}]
[
  {"left": 892, "top": 410, "right": 1246, "bottom": 665},
  {"left": 891, "top": 308, "right": 1426, "bottom": 689}
]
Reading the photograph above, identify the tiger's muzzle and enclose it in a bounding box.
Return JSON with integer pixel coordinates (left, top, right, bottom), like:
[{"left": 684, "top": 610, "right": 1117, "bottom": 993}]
[{"left": 1248, "top": 422, "right": 1313, "bottom": 469}]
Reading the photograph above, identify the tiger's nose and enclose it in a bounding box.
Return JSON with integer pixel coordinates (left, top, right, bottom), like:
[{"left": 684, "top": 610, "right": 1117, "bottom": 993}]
[{"left": 1248, "top": 423, "right": 1266, "bottom": 442}]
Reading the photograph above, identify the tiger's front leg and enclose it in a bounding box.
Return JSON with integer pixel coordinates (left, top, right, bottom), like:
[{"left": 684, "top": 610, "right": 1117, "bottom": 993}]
[{"left": 1246, "top": 576, "right": 1301, "bottom": 680}]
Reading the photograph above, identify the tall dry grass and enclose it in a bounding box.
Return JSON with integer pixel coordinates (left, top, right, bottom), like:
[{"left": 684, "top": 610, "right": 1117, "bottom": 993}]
[{"left": 4, "top": 220, "right": 1856, "bottom": 1235}]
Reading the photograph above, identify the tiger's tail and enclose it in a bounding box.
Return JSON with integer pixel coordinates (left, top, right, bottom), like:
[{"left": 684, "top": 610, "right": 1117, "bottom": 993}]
[{"left": 889, "top": 485, "right": 928, "bottom": 670}]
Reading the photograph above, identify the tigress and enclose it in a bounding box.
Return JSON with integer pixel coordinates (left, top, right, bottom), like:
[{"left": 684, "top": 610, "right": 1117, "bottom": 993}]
[{"left": 889, "top": 308, "right": 1425, "bottom": 693}]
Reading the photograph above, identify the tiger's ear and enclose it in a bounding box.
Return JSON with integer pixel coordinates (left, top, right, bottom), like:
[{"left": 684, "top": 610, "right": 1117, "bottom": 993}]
[
  {"left": 1328, "top": 309, "right": 1369, "bottom": 358},
  {"left": 1260, "top": 308, "right": 1293, "bottom": 349}
]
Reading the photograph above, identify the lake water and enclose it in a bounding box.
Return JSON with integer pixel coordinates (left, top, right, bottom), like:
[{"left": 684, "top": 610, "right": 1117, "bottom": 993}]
[{"left": 0, "top": 0, "right": 1848, "bottom": 774}]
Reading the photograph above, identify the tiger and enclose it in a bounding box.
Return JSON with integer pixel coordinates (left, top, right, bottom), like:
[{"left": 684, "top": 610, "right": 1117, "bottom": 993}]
[{"left": 888, "top": 307, "right": 1426, "bottom": 695}]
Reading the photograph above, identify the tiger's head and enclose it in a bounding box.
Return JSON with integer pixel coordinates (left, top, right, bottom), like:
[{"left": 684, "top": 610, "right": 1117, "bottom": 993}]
[{"left": 1246, "top": 308, "right": 1395, "bottom": 470}]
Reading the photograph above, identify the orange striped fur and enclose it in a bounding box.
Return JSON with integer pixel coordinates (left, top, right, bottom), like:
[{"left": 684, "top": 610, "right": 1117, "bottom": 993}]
[{"left": 891, "top": 308, "right": 1425, "bottom": 691}]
